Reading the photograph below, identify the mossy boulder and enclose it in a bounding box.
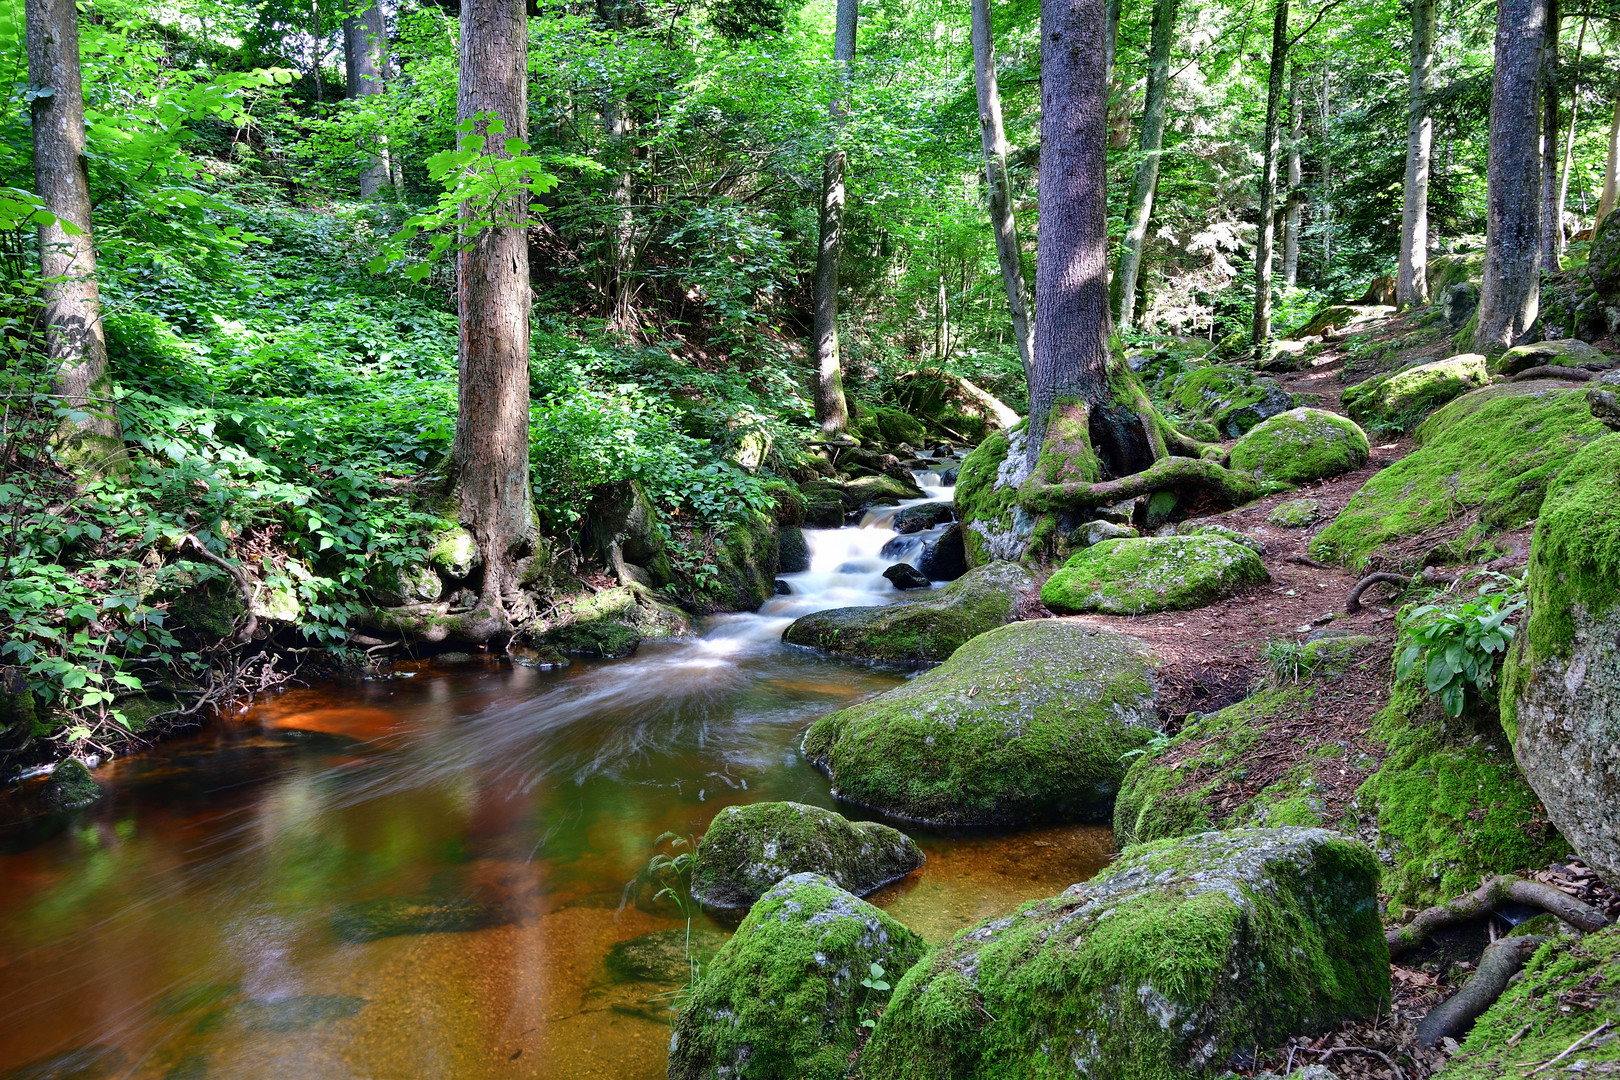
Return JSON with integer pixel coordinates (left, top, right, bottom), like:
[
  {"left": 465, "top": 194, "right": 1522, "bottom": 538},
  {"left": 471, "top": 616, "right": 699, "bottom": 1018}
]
[
  {"left": 1159, "top": 365, "right": 1296, "bottom": 438},
  {"left": 367, "top": 561, "right": 442, "bottom": 607},
  {"left": 1173, "top": 520, "right": 1266, "bottom": 553},
  {"left": 1310, "top": 382, "right": 1611, "bottom": 570},
  {"left": 1425, "top": 249, "right": 1487, "bottom": 297},
  {"left": 1491, "top": 337, "right": 1610, "bottom": 375},
  {"left": 1590, "top": 370, "right": 1620, "bottom": 431},
  {"left": 536, "top": 582, "right": 694, "bottom": 658},
  {"left": 702, "top": 511, "right": 780, "bottom": 612},
  {"left": 954, "top": 426, "right": 1034, "bottom": 566},
  {"left": 782, "top": 561, "right": 1031, "bottom": 664},
  {"left": 690, "top": 802, "right": 924, "bottom": 910},
  {"left": 860, "top": 827, "right": 1389, "bottom": 1080},
  {"left": 891, "top": 502, "right": 954, "bottom": 534},
  {"left": 1501, "top": 433, "right": 1620, "bottom": 887},
  {"left": 776, "top": 525, "right": 810, "bottom": 574},
  {"left": 1342, "top": 353, "right": 1490, "bottom": 433},
  {"left": 1267, "top": 498, "right": 1322, "bottom": 528},
  {"left": 1289, "top": 303, "right": 1394, "bottom": 339},
  {"left": 1227, "top": 408, "right": 1370, "bottom": 487},
  {"left": 1041, "top": 535, "right": 1269, "bottom": 615},
  {"left": 800, "top": 481, "right": 849, "bottom": 528},
  {"left": 582, "top": 479, "right": 670, "bottom": 583},
  {"left": 429, "top": 526, "right": 477, "bottom": 580},
  {"left": 668, "top": 873, "right": 926, "bottom": 1080},
  {"left": 801, "top": 620, "right": 1162, "bottom": 825},
  {"left": 40, "top": 758, "right": 104, "bottom": 812}
]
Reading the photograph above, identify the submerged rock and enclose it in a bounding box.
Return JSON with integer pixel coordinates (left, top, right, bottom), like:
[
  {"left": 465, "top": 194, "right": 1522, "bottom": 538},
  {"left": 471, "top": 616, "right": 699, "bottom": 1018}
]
[
  {"left": 668, "top": 873, "right": 925, "bottom": 1080},
  {"left": 0, "top": 1045, "right": 125, "bottom": 1080},
  {"left": 223, "top": 995, "right": 367, "bottom": 1032},
  {"left": 782, "top": 561, "right": 1031, "bottom": 664},
  {"left": 1041, "top": 535, "right": 1268, "bottom": 615},
  {"left": 604, "top": 928, "right": 729, "bottom": 983},
  {"left": 860, "top": 828, "right": 1389, "bottom": 1080},
  {"left": 40, "top": 758, "right": 104, "bottom": 812},
  {"left": 1491, "top": 337, "right": 1610, "bottom": 375},
  {"left": 1227, "top": 407, "right": 1370, "bottom": 487},
  {"left": 802, "top": 620, "right": 1162, "bottom": 825},
  {"left": 690, "top": 801, "right": 924, "bottom": 910},
  {"left": 330, "top": 895, "right": 505, "bottom": 943},
  {"left": 1342, "top": 353, "right": 1490, "bottom": 433}
]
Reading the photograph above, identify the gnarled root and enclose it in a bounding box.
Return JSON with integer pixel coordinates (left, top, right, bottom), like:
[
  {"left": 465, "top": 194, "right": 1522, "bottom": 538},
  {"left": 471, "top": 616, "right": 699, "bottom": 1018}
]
[
  {"left": 1019, "top": 455, "right": 1262, "bottom": 515},
  {"left": 1345, "top": 567, "right": 1457, "bottom": 614},
  {"left": 176, "top": 534, "right": 258, "bottom": 644},
  {"left": 1387, "top": 876, "right": 1610, "bottom": 959},
  {"left": 1416, "top": 935, "right": 1546, "bottom": 1048}
]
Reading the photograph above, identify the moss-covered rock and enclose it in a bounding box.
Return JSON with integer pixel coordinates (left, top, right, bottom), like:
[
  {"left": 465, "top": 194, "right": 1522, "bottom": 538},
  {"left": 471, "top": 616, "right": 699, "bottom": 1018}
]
[
  {"left": 1425, "top": 249, "right": 1487, "bottom": 297},
  {"left": 1041, "top": 535, "right": 1269, "bottom": 615},
  {"left": 690, "top": 802, "right": 924, "bottom": 910},
  {"left": 429, "top": 525, "right": 477, "bottom": 580},
  {"left": 776, "top": 525, "right": 810, "bottom": 574},
  {"left": 782, "top": 561, "right": 1031, "bottom": 664},
  {"left": 891, "top": 502, "right": 954, "bottom": 534},
  {"left": 536, "top": 582, "right": 694, "bottom": 658},
  {"left": 861, "top": 827, "right": 1389, "bottom": 1080},
  {"left": 1227, "top": 408, "right": 1370, "bottom": 487},
  {"left": 668, "top": 873, "right": 926, "bottom": 1080},
  {"left": 1159, "top": 365, "right": 1296, "bottom": 438},
  {"left": 1267, "top": 498, "right": 1323, "bottom": 528},
  {"left": 802, "top": 620, "right": 1161, "bottom": 825},
  {"left": 41, "top": 758, "right": 104, "bottom": 812},
  {"left": 1311, "top": 383, "right": 1611, "bottom": 570},
  {"left": 1173, "top": 520, "right": 1266, "bottom": 553},
  {"left": 1501, "top": 434, "right": 1620, "bottom": 887},
  {"left": 954, "top": 426, "right": 1034, "bottom": 566},
  {"left": 1491, "top": 337, "right": 1610, "bottom": 375},
  {"left": 604, "top": 928, "right": 729, "bottom": 983},
  {"left": 1342, "top": 353, "right": 1490, "bottom": 434},
  {"left": 1590, "top": 370, "right": 1620, "bottom": 431},
  {"left": 1289, "top": 303, "right": 1395, "bottom": 339},
  {"left": 703, "top": 511, "right": 780, "bottom": 612},
  {"left": 331, "top": 895, "right": 506, "bottom": 943},
  {"left": 367, "top": 561, "right": 443, "bottom": 607}
]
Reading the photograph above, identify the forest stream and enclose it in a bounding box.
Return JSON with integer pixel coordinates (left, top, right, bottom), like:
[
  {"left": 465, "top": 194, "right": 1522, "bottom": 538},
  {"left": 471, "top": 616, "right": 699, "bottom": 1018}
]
[{"left": 0, "top": 464, "right": 1113, "bottom": 1080}]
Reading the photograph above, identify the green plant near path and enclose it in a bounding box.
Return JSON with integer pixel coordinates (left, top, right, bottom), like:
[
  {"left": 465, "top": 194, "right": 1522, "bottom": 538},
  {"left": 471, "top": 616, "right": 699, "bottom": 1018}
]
[{"left": 1395, "top": 573, "right": 1524, "bottom": 717}]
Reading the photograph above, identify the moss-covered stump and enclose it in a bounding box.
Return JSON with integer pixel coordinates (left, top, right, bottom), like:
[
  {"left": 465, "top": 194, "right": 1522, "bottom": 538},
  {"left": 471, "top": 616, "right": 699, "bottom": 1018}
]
[
  {"left": 536, "top": 583, "right": 694, "bottom": 658},
  {"left": 782, "top": 562, "right": 1031, "bottom": 664},
  {"left": 954, "top": 426, "right": 1034, "bottom": 566},
  {"left": 1343, "top": 353, "right": 1490, "bottom": 434},
  {"left": 1491, "top": 337, "right": 1610, "bottom": 375},
  {"left": 1310, "top": 382, "right": 1612, "bottom": 570},
  {"left": 801, "top": 620, "right": 1161, "bottom": 825},
  {"left": 1227, "top": 408, "right": 1370, "bottom": 487},
  {"left": 1159, "top": 365, "right": 1296, "bottom": 438},
  {"left": 690, "top": 802, "right": 924, "bottom": 910},
  {"left": 1437, "top": 926, "right": 1620, "bottom": 1079},
  {"left": 668, "top": 873, "right": 926, "bottom": 1080},
  {"left": 861, "top": 827, "right": 1389, "bottom": 1080},
  {"left": 1502, "top": 434, "right": 1620, "bottom": 887},
  {"left": 1041, "top": 535, "right": 1268, "bottom": 615},
  {"left": 40, "top": 758, "right": 105, "bottom": 812}
]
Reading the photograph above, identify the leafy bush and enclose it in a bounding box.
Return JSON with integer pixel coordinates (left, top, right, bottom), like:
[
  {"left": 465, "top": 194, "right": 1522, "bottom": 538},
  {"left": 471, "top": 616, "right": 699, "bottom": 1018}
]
[{"left": 1395, "top": 573, "right": 1525, "bottom": 716}]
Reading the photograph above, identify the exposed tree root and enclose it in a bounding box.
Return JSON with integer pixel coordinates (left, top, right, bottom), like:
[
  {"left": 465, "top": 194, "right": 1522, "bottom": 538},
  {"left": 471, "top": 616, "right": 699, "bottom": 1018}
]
[
  {"left": 362, "top": 598, "right": 521, "bottom": 644},
  {"left": 1415, "top": 935, "right": 1546, "bottom": 1048},
  {"left": 1019, "top": 455, "right": 1262, "bottom": 515},
  {"left": 1387, "top": 876, "right": 1611, "bottom": 959},
  {"left": 1345, "top": 567, "right": 1457, "bottom": 614},
  {"left": 1507, "top": 366, "right": 1594, "bottom": 382},
  {"left": 177, "top": 533, "right": 258, "bottom": 643}
]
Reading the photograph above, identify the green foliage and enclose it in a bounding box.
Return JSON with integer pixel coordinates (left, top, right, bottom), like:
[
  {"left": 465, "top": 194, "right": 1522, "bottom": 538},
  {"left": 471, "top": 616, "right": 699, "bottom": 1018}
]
[{"left": 1395, "top": 574, "right": 1524, "bottom": 717}]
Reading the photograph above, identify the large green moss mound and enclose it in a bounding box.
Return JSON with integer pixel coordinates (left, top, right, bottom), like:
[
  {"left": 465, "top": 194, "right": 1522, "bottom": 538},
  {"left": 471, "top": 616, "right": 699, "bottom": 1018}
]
[
  {"left": 1490, "top": 337, "right": 1609, "bottom": 375},
  {"left": 1041, "top": 534, "right": 1269, "bottom": 615},
  {"left": 861, "top": 827, "right": 1389, "bottom": 1080},
  {"left": 801, "top": 620, "right": 1161, "bottom": 825},
  {"left": 1227, "top": 408, "right": 1370, "bottom": 486},
  {"left": 1157, "top": 364, "right": 1296, "bottom": 439},
  {"left": 953, "top": 426, "right": 1032, "bottom": 566},
  {"left": 1342, "top": 353, "right": 1489, "bottom": 434},
  {"left": 1311, "top": 382, "right": 1611, "bottom": 570},
  {"left": 535, "top": 582, "right": 694, "bottom": 658},
  {"left": 690, "top": 801, "right": 924, "bottom": 910},
  {"left": 668, "top": 873, "right": 926, "bottom": 1080},
  {"left": 781, "top": 562, "right": 1031, "bottom": 663}
]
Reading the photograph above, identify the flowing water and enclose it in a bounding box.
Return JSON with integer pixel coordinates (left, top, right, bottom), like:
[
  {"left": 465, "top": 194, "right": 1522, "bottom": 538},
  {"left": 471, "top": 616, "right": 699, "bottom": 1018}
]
[{"left": 0, "top": 466, "right": 1113, "bottom": 1080}]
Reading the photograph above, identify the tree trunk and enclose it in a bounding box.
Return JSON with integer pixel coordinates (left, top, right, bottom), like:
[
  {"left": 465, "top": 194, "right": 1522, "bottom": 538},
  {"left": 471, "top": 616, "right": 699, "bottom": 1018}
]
[
  {"left": 342, "top": 0, "right": 393, "bottom": 200},
  {"left": 450, "top": 0, "right": 537, "bottom": 635},
  {"left": 1282, "top": 63, "right": 1302, "bottom": 288},
  {"left": 970, "top": 0, "right": 1034, "bottom": 385},
  {"left": 1111, "top": 0, "right": 1177, "bottom": 330},
  {"left": 1599, "top": 97, "right": 1620, "bottom": 227},
  {"left": 1103, "top": 0, "right": 1122, "bottom": 83},
  {"left": 1475, "top": 0, "right": 1547, "bottom": 351},
  {"left": 604, "top": 98, "right": 635, "bottom": 329},
  {"left": 811, "top": 0, "right": 857, "bottom": 435},
  {"left": 27, "top": 0, "right": 124, "bottom": 472},
  {"left": 1396, "top": 0, "right": 1434, "bottom": 309},
  {"left": 1554, "top": 17, "right": 1587, "bottom": 257},
  {"left": 1539, "top": 0, "right": 1560, "bottom": 271},
  {"left": 1250, "top": 0, "right": 1288, "bottom": 349}
]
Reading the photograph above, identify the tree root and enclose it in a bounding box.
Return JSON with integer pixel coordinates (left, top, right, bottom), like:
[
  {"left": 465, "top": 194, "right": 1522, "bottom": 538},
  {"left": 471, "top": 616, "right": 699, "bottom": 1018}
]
[
  {"left": 177, "top": 533, "right": 258, "bottom": 643},
  {"left": 362, "top": 599, "right": 515, "bottom": 644},
  {"left": 1387, "top": 876, "right": 1610, "bottom": 959},
  {"left": 1507, "top": 366, "right": 1594, "bottom": 383},
  {"left": 1345, "top": 567, "right": 1457, "bottom": 614},
  {"left": 1019, "top": 455, "right": 1263, "bottom": 514},
  {"left": 1416, "top": 935, "right": 1546, "bottom": 1049}
]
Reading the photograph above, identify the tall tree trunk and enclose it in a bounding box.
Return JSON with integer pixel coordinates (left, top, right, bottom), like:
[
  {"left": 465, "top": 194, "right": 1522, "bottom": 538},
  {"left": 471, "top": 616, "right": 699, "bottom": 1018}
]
[
  {"left": 604, "top": 98, "right": 635, "bottom": 330},
  {"left": 27, "top": 0, "right": 124, "bottom": 471},
  {"left": 1396, "top": 0, "right": 1434, "bottom": 309},
  {"left": 1103, "top": 0, "right": 1122, "bottom": 83},
  {"left": 1282, "top": 63, "right": 1302, "bottom": 288},
  {"left": 342, "top": 0, "right": 393, "bottom": 200},
  {"left": 1250, "top": 0, "right": 1288, "bottom": 349},
  {"left": 970, "top": 0, "right": 1034, "bottom": 385},
  {"left": 1475, "top": 0, "right": 1547, "bottom": 351},
  {"left": 812, "top": 0, "right": 856, "bottom": 435},
  {"left": 1598, "top": 98, "right": 1620, "bottom": 228},
  {"left": 1539, "top": 0, "right": 1560, "bottom": 270},
  {"left": 451, "top": 0, "right": 536, "bottom": 633},
  {"left": 1320, "top": 59, "right": 1333, "bottom": 269},
  {"left": 1554, "top": 17, "right": 1587, "bottom": 257},
  {"left": 1111, "top": 0, "right": 1177, "bottom": 330}
]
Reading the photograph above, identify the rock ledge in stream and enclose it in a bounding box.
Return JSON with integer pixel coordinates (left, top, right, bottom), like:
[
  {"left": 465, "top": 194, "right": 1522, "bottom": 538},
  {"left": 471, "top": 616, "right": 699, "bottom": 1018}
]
[
  {"left": 802, "top": 619, "right": 1162, "bottom": 825},
  {"left": 781, "top": 561, "right": 1031, "bottom": 664},
  {"left": 690, "top": 801, "right": 924, "bottom": 910},
  {"left": 860, "top": 827, "right": 1389, "bottom": 1080}
]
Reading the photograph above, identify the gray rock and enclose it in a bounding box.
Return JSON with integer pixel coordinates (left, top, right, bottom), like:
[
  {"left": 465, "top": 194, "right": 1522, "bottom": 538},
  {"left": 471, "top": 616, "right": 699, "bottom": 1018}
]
[
  {"left": 891, "top": 503, "right": 954, "bottom": 534},
  {"left": 1492, "top": 338, "right": 1611, "bottom": 376},
  {"left": 882, "top": 563, "right": 930, "bottom": 590},
  {"left": 1589, "top": 370, "right": 1620, "bottom": 432},
  {"left": 1444, "top": 282, "right": 1479, "bottom": 329},
  {"left": 1079, "top": 519, "right": 1139, "bottom": 546}
]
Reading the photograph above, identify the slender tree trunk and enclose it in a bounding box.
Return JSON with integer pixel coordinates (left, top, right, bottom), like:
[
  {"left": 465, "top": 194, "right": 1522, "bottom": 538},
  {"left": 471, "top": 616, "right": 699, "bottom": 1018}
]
[
  {"left": 1283, "top": 63, "right": 1302, "bottom": 288},
  {"left": 1475, "top": 0, "right": 1547, "bottom": 351},
  {"left": 1554, "top": 17, "right": 1587, "bottom": 256},
  {"left": 812, "top": 0, "right": 857, "bottom": 435},
  {"left": 451, "top": 0, "right": 536, "bottom": 630},
  {"left": 1026, "top": 0, "right": 1112, "bottom": 465},
  {"left": 27, "top": 0, "right": 124, "bottom": 471},
  {"left": 342, "top": 0, "right": 392, "bottom": 200},
  {"left": 1104, "top": 0, "right": 1122, "bottom": 83},
  {"left": 1599, "top": 98, "right": 1620, "bottom": 228},
  {"left": 1250, "top": 0, "right": 1288, "bottom": 349},
  {"left": 1397, "top": 0, "right": 1434, "bottom": 309},
  {"left": 1320, "top": 59, "right": 1332, "bottom": 269},
  {"left": 1539, "top": 0, "right": 1560, "bottom": 271},
  {"left": 970, "top": 0, "right": 1034, "bottom": 385},
  {"left": 1111, "top": 0, "right": 1177, "bottom": 330},
  {"left": 605, "top": 98, "right": 635, "bottom": 329}
]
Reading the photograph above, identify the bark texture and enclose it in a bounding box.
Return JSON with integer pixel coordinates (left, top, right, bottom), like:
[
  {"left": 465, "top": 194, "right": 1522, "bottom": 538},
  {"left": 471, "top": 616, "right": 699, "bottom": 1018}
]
[
  {"left": 27, "top": 0, "right": 124, "bottom": 471},
  {"left": 1396, "top": 0, "right": 1434, "bottom": 309},
  {"left": 811, "top": 0, "right": 857, "bottom": 435},
  {"left": 1475, "top": 0, "right": 1548, "bottom": 351},
  {"left": 1282, "top": 63, "right": 1302, "bottom": 288},
  {"left": 1538, "top": 0, "right": 1560, "bottom": 271},
  {"left": 970, "top": 0, "right": 1034, "bottom": 385},
  {"left": 1600, "top": 97, "right": 1620, "bottom": 227},
  {"left": 342, "top": 0, "right": 393, "bottom": 199},
  {"left": 450, "top": 0, "right": 537, "bottom": 636},
  {"left": 1110, "top": 0, "right": 1177, "bottom": 330},
  {"left": 1554, "top": 18, "right": 1587, "bottom": 259},
  {"left": 1249, "top": 0, "right": 1289, "bottom": 349}
]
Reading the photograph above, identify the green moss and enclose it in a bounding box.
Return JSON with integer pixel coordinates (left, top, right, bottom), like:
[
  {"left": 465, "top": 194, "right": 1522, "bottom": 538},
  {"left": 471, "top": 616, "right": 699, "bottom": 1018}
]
[
  {"left": 1267, "top": 498, "right": 1322, "bottom": 528},
  {"left": 157, "top": 566, "right": 246, "bottom": 641},
  {"left": 802, "top": 620, "right": 1161, "bottom": 825},
  {"left": 1311, "top": 384, "right": 1610, "bottom": 570},
  {"left": 690, "top": 801, "right": 924, "bottom": 909},
  {"left": 953, "top": 428, "right": 1032, "bottom": 567},
  {"left": 761, "top": 480, "right": 807, "bottom": 526},
  {"left": 537, "top": 582, "right": 694, "bottom": 658},
  {"left": 1228, "top": 408, "right": 1370, "bottom": 486},
  {"left": 428, "top": 525, "right": 477, "bottom": 579},
  {"left": 861, "top": 828, "right": 1389, "bottom": 1080},
  {"left": 1426, "top": 250, "right": 1486, "bottom": 296},
  {"left": 1041, "top": 535, "right": 1269, "bottom": 615},
  {"left": 1160, "top": 365, "right": 1296, "bottom": 439},
  {"left": 706, "top": 510, "right": 780, "bottom": 611},
  {"left": 1491, "top": 337, "right": 1610, "bottom": 376},
  {"left": 41, "top": 758, "right": 104, "bottom": 811},
  {"left": 1342, "top": 354, "right": 1490, "bottom": 435},
  {"left": 668, "top": 873, "right": 926, "bottom": 1080}
]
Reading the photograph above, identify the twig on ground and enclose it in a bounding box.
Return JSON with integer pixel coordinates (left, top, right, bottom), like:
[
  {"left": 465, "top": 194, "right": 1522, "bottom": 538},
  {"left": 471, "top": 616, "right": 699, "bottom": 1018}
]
[{"left": 1524, "top": 1022, "right": 1611, "bottom": 1075}]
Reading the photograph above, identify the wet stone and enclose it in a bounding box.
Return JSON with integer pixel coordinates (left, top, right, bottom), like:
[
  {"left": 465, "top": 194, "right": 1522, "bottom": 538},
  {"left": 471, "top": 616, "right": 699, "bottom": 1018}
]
[
  {"left": 882, "top": 563, "right": 930, "bottom": 590},
  {"left": 199, "top": 995, "right": 367, "bottom": 1034},
  {"left": 604, "top": 928, "right": 730, "bottom": 983},
  {"left": 331, "top": 895, "right": 506, "bottom": 943}
]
